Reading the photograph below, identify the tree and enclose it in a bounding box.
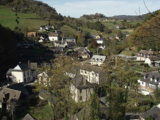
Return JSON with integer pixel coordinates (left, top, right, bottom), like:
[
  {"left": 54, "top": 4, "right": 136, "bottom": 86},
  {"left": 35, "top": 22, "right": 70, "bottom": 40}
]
[
  {"left": 104, "top": 57, "right": 140, "bottom": 120},
  {"left": 36, "top": 56, "right": 75, "bottom": 120},
  {"left": 89, "top": 91, "right": 101, "bottom": 120}
]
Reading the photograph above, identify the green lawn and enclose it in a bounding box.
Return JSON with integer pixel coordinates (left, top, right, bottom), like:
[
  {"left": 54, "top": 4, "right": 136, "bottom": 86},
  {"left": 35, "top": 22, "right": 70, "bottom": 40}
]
[{"left": 0, "top": 5, "right": 49, "bottom": 31}]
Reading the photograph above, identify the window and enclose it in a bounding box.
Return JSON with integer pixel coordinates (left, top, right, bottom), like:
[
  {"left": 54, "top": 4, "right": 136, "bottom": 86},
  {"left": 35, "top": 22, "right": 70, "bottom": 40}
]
[
  {"left": 152, "top": 76, "right": 155, "bottom": 80},
  {"left": 80, "top": 89, "right": 82, "bottom": 93},
  {"left": 79, "top": 96, "right": 82, "bottom": 101}
]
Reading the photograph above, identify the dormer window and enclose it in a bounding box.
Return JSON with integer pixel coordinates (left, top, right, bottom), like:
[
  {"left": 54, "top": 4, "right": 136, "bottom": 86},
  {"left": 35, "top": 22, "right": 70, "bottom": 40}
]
[
  {"left": 144, "top": 74, "right": 148, "bottom": 79},
  {"left": 152, "top": 76, "right": 155, "bottom": 80},
  {"left": 96, "top": 58, "right": 99, "bottom": 61}
]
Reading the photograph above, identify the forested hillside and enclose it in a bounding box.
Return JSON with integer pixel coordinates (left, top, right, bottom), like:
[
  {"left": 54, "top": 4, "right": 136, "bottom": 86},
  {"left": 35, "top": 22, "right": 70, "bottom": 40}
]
[{"left": 128, "top": 11, "right": 160, "bottom": 51}]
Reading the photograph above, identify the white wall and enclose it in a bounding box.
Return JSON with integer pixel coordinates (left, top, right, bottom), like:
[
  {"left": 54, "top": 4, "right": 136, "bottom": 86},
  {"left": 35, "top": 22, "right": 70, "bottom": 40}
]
[
  {"left": 144, "top": 58, "right": 152, "bottom": 66},
  {"left": 49, "top": 36, "right": 58, "bottom": 41},
  {"left": 11, "top": 71, "right": 24, "bottom": 83},
  {"left": 136, "top": 57, "right": 146, "bottom": 61},
  {"left": 70, "top": 83, "right": 94, "bottom": 102},
  {"left": 80, "top": 69, "right": 100, "bottom": 84}
]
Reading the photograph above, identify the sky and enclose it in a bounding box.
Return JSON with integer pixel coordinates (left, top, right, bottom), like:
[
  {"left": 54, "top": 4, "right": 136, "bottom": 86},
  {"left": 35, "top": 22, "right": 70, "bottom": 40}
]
[{"left": 39, "top": 0, "right": 160, "bottom": 18}]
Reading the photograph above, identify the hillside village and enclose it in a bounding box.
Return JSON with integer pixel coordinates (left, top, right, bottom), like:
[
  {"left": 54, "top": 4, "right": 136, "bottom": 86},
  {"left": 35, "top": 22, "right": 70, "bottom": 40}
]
[{"left": 0, "top": 0, "right": 160, "bottom": 120}]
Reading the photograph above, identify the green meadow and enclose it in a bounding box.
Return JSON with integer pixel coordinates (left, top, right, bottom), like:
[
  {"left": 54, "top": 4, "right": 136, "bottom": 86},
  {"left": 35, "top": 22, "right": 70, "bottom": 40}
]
[{"left": 0, "top": 5, "right": 48, "bottom": 31}]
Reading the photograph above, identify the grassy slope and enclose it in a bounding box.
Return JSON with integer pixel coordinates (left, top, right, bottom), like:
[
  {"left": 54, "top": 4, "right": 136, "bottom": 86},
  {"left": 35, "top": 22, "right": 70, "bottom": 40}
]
[{"left": 0, "top": 5, "right": 49, "bottom": 31}]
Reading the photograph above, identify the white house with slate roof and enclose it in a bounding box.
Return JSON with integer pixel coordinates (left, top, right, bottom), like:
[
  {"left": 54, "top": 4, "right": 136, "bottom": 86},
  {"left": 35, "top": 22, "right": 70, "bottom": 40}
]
[
  {"left": 6, "top": 63, "right": 33, "bottom": 83},
  {"left": 138, "top": 71, "right": 160, "bottom": 95},
  {"left": 90, "top": 55, "right": 106, "bottom": 66}
]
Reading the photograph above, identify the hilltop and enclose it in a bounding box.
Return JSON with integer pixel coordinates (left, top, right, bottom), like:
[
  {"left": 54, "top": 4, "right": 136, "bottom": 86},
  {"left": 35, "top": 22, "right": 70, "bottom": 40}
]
[
  {"left": 0, "top": 0, "right": 63, "bottom": 30},
  {"left": 0, "top": 0, "right": 63, "bottom": 20}
]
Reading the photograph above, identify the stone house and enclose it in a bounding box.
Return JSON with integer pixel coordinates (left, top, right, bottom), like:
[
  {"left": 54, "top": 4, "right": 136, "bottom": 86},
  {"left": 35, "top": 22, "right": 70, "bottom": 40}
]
[
  {"left": 0, "top": 87, "right": 21, "bottom": 110},
  {"left": 70, "top": 75, "right": 94, "bottom": 103},
  {"left": 6, "top": 63, "right": 34, "bottom": 83},
  {"left": 74, "top": 47, "right": 91, "bottom": 59},
  {"left": 138, "top": 71, "right": 160, "bottom": 95},
  {"left": 136, "top": 50, "right": 157, "bottom": 61},
  {"left": 79, "top": 64, "right": 106, "bottom": 85}
]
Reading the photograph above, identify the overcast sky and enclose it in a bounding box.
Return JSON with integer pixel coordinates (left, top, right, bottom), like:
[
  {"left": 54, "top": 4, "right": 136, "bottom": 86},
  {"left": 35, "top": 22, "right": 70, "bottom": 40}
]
[{"left": 39, "top": 0, "right": 160, "bottom": 18}]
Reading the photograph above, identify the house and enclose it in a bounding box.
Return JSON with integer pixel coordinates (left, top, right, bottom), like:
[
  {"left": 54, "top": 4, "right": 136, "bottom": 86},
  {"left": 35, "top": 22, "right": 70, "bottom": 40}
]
[
  {"left": 79, "top": 64, "right": 106, "bottom": 84},
  {"left": 138, "top": 71, "right": 160, "bottom": 95},
  {"left": 116, "top": 25, "right": 120, "bottom": 29},
  {"left": 64, "top": 38, "right": 76, "bottom": 48},
  {"left": 0, "top": 87, "right": 21, "bottom": 110},
  {"left": 39, "top": 25, "right": 54, "bottom": 31},
  {"left": 37, "top": 72, "right": 50, "bottom": 87},
  {"left": 96, "top": 39, "right": 104, "bottom": 44},
  {"left": 54, "top": 41, "right": 68, "bottom": 48},
  {"left": 6, "top": 63, "right": 34, "bottom": 83},
  {"left": 70, "top": 75, "right": 94, "bottom": 103},
  {"left": 115, "top": 36, "right": 120, "bottom": 40},
  {"left": 38, "top": 36, "right": 45, "bottom": 43},
  {"left": 136, "top": 50, "right": 157, "bottom": 61},
  {"left": 39, "top": 25, "right": 46, "bottom": 31},
  {"left": 140, "top": 104, "right": 160, "bottom": 120},
  {"left": 90, "top": 55, "right": 106, "bottom": 66},
  {"left": 144, "top": 57, "right": 160, "bottom": 67},
  {"left": 95, "top": 35, "right": 101, "bottom": 39},
  {"left": 22, "top": 114, "right": 36, "bottom": 120},
  {"left": 74, "top": 47, "right": 91, "bottom": 59},
  {"left": 48, "top": 32, "right": 59, "bottom": 42},
  {"left": 65, "top": 38, "right": 76, "bottom": 43}
]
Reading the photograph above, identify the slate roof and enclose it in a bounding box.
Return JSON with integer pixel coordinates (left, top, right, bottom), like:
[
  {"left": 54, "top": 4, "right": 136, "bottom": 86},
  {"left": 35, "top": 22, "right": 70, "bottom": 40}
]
[
  {"left": 147, "top": 56, "right": 160, "bottom": 61},
  {"left": 22, "top": 114, "right": 35, "bottom": 120},
  {"left": 12, "top": 63, "right": 29, "bottom": 71},
  {"left": 48, "top": 32, "right": 58, "bottom": 37},
  {"left": 0, "top": 87, "right": 21, "bottom": 103},
  {"left": 72, "top": 75, "right": 95, "bottom": 89},
  {"left": 8, "top": 83, "right": 29, "bottom": 96},
  {"left": 74, "top": 47, "right": 90, "bottom": 54},
  {"left": 141, "top": 104, "right": 160, "bottom": 120},
  {"left": 139, "top": 50, "right": 156, "bottom": 55},
  {"left": 141, "top": 71, "right": 160, "bottom": 85}
]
